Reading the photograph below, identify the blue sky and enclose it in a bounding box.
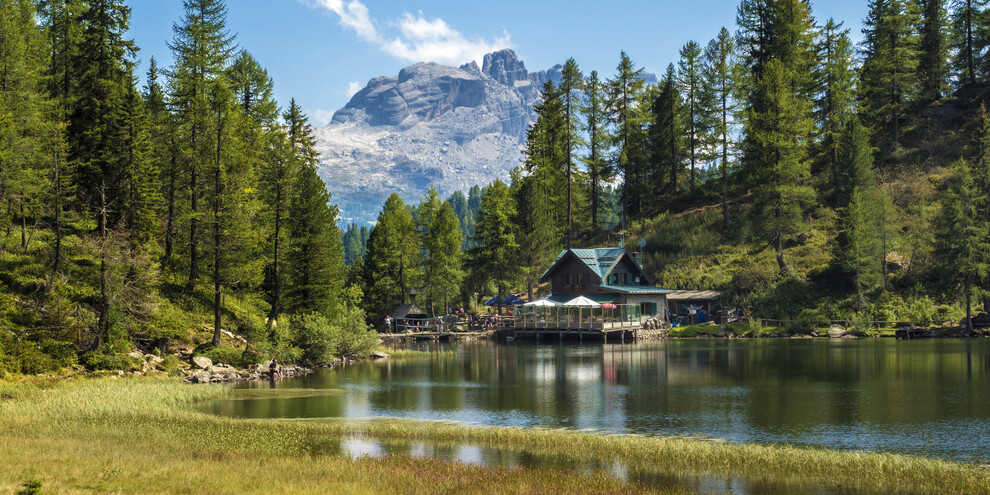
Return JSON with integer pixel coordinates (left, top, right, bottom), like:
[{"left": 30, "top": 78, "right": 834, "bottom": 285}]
[{"left": 128, "top": 0, "right": 869, "bottom": 127}]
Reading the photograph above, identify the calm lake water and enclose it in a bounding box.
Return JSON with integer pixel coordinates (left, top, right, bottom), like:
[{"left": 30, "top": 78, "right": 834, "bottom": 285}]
[{"left": 199, "top": 339, "right": 990, "bottom": 491}]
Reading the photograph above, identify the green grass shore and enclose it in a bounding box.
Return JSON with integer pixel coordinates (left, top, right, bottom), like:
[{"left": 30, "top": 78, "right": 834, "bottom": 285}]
[{"left": 1, "top": 378, "right": 988, "bottom": 494}]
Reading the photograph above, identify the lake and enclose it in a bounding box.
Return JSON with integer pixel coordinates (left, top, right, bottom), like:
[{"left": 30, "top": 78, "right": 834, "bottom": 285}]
[{"left": 199, "top": 338, "right": 990, "bottom": 491}]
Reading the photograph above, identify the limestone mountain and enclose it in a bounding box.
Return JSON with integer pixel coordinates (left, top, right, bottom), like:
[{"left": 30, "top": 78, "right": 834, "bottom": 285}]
[{"left": 314, "top": 49, "right": 563, "bottom": 224}]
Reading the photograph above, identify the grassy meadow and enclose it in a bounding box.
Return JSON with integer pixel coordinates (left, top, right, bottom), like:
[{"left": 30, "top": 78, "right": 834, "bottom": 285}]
[{"left": 1, "top": 377, "right": 989, "bottom": 494}]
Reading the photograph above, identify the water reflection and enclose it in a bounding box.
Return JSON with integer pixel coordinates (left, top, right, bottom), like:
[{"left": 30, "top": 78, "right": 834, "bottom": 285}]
[{"left": 200, "top": 339, "right": 990, "bottom": 463}]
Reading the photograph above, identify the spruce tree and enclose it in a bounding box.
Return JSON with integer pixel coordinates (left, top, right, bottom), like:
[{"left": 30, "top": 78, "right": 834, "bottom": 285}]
[
  {"left": 513, "top": 168, "right": 561, "bottom": 301},
  {"left": 747, "top": 60, "right": 815, "bottom": 276},
  {"left": 935, "top": 159, "right": 989, "bottom": 331},
  {"left": 650, "top": 64, "right": 685, "bottom": 201},
  {"left": 418, "top": 186, "right": 464, "bottom": 314},
  {"left": 835, "top": 115, "right": 889, "bottom": 299},
  {"left": 524, "top": 80, "right": 567, "bottom": 232}
]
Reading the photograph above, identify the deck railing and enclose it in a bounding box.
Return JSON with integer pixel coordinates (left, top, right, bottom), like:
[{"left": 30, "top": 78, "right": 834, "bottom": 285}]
[{"left": 511, "top": 304, "right": 645, "bottom": 331}]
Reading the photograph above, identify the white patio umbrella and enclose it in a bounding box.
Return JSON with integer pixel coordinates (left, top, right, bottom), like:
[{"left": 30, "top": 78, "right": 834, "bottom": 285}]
[
  {"left": 524, "top": 298, "right": 559, "bottom": 306},
  {"left": 562, "top": 295, "right": 601, "bottom": 307}
]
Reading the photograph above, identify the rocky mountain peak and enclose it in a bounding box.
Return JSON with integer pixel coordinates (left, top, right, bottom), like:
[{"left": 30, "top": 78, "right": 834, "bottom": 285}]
[{"left": 482, "top": 49, "right": 529, "bottom": 86}]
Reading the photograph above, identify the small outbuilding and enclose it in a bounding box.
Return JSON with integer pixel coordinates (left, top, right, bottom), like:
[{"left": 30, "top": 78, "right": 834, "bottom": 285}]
[{"left": 666, "top": 290, "right": 724, "bottom": 324}]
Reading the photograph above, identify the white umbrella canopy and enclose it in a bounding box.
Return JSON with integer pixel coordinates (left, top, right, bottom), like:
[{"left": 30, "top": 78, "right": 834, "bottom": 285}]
[
  {"left": 524, "top": 298, "right": 559, "bottom": 307},
  {"left": 562, "top": 296, "right": 601, "bottom": 307}
]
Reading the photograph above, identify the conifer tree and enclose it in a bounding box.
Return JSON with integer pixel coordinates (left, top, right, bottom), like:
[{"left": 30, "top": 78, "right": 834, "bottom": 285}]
[
  {"left": 835, "top": 115, "right": 889, "bottom": 298},
  {"left": 950, "top": 0, "right": 989, "bottom": 86},
  {"left": 813, "top": 19, "right": 857, "bottom": 197},
  {"left": 935, "top": 159, "right": 989, "bottom": 331},
  {"left": 168, "top": 0, "right": 236, "bottom": 290},
  {"left": 580, "top": 70, "right": 612, "bottom": 232},
  {"left": 650, "top": 64, "right": 685, "bottom": 200},
  {"left": 559, "top": 58, "right": 583, "bottom": 246},
  {"left": 704, "top": 27, "right": 738, "bottom": 232},
  {"left": 859, "top": 0, "right": 919, "bottom": 161},
  {"left": 607, "top": 51, "right": 647, "bottom": 228},
  {"left": 677, "top": 40, "right": 712, "bottom": 192},
  {"left": 513, "top": 168, "right": 560, "bottom": 301},
  {"left": 974, "top": 104, "right": 990, "bottom": 312},
  {"left": 524, "top": 80, "right": 567, "bottom": 232},
  {"left": 748, "top": 60, "right": 815, "bottom": 276},
  {"left": 418, "top": 186, "right": 463, "bottom": 314},
  {"left": 362, "top": 193, "right": 417, "bottom": 325},
  {"left": 918, "top": 0, "right": 950, "bottom": 103},
  {"left": 468, "top": 180, "right": 520, "bottom": 304},
  {"left": 227, "top": 50, "right": 277, "bottom": 126}
]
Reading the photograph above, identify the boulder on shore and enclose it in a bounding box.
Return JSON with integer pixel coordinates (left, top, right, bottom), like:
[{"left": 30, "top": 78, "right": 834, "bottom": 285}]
[
  {"left": 192, "top": 356, "right": 212, "bottom": 369},
  {"left": 828, "top": 324, "right": 847, "bottom": 339},
  {"left": 370, "top": 351, "right": 390, "bottom": 359}
]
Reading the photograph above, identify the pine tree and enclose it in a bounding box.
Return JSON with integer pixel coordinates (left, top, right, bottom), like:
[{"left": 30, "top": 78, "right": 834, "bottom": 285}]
[
  {"left": 974, "top": 104, "right": 990, "bottom": 312},
  {"left": 580, "top": 70, "right": 612, "bottom": 233},
  {"left": 607, "top": 51, "right": 647, "bottom": 228},
  {"left": 859, "top": 0, "right": 920, "bottom": 161},
  {"left": 918, "top": 0, "right": 950, "bottom": 103},
  {"left": 524, "top": 80, "right": 567, "bottom": 233},
  {"left": 168, "top": 0, "right": 236, "bottom": 290},
  {"left": 704, "top": 27, "right": 738, "bottom": 232}
]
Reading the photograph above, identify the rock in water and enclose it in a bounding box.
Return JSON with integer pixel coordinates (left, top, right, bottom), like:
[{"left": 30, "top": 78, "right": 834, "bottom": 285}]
[
  {"left": 192, "top": 356, "right": 212, "bottom": 369},
  {"left": 370, "top": 351, "right": 390, "bottom": 359}
]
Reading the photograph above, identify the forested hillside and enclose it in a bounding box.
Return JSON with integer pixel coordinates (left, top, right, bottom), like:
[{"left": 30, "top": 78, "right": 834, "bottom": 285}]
[
  {"left": 358, "top": 0, "right": 990, "bottom": 333},
  {"left": 0, "top": 0, "right": 376, "bottom": 374},
  {"left": 4, "top": 0, "right": 990, "bottom": 375}
]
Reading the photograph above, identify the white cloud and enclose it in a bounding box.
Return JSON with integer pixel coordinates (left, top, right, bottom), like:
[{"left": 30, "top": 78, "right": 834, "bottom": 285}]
[
  {"left": 345, "top": 81, "right": 362, "bottom": 98},
  {"left": 303, "top": 1, "right": 511, "bottom": 66},
  {"left": 308, "top": 108, "right": 335, "bottom": 127},
  {"left": 307, "top": 0, "right": 381, "bottom": 42}
]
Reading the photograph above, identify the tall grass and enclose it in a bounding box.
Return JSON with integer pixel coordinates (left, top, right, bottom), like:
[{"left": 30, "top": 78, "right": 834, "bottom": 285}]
[{"left": 2, "top": 377, "right": 988, "bottom": 494}]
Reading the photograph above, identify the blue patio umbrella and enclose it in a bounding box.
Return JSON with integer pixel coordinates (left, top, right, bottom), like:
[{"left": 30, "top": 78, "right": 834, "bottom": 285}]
[
  {"left": 483, "top": 296, "right": 501, "bottom": 306},
  {"left": 502, "top": 294, "right": 525, "bottom": 305}
]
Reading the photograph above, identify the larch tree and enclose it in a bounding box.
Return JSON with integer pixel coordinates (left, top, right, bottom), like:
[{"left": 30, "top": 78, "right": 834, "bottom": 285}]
[
  {"left": 559, "top": 58, "right": 583, "bottom": 246},
  {"left": 813, "top": 19, "right": 857, "bottom": 198},
  {"left": 418, "top": 186, "right": 464, "bottom": 315},
  {"left": 859, "top": 0, "right": 919, "bottom": 163},
  {"left": 677, "top": 40, "right": 713, "bottom": 193},
  {"left": 362, "top": 193, "right": 417, "bottom": 326},
  {"left": 167, "top": 0, "right": 236, "bottom": 290},
  {"left": 649, "top": 65, "right": 685, "bottom": 201},
  {"left": 468, "top": 180, "right": 521, "bottom": 306},
  {"left": 703, "top": 27, "right": 738, "bottom": 232},
  {"left": 949, "top": 0, "right": 989, "bottom": 86},
  {"left": 918, "top": 0, "right": 950, "bottom": 103},
  {"left": 580, "top": 70, "right": 613, "bottom": 233},
  {"left": 607, "top": 51, "right": 647, "bottom": 227}
]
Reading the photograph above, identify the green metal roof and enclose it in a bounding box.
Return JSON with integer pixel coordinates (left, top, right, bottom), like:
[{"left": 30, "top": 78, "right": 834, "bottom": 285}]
[
  {"left": 599, "top": 284, "right": 677, "bottom": 295},
  {"left": 539, "top": 247, "right": 631, "bottom": 283}
]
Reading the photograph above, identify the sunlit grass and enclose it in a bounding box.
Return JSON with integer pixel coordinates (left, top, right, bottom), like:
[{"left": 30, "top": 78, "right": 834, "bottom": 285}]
[
  {"left": 380, "top": 348, "right": 456, "bottom": 360},
  {"left": 2, "top": 377, "right": 988, "bottom": 494}
]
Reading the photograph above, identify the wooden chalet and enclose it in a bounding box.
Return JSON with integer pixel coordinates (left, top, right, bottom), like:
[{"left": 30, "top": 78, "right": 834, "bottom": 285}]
[{"left": 510, "top": 247, "right": 674, "bottom": 341}]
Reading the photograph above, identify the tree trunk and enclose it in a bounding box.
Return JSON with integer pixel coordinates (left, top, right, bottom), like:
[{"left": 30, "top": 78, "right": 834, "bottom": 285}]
[
  {"left": 162, "top": 137, "right": 177, "bottom": 270},
  {"left": 967, "top": 0, "right": 975, "bottom": 85},
  {"left": 965, "top": 282, "right": 974, "bottom": 333},
  {"left": 211, "top": 109, "right": 224, "bottom": 347},
  {"left": 721, "top": 90, "right": 730, "bottom": 233},
  {"left": 268, "top": 181, "right": 282, "bottom": 321},
  {"left": 96, "top": 185, "right": 109, "bottom": 350},
  {"left": 187, "top": 124, "right": 199, "bottom": 291},
  {"left": 51, "top": 143, "right": 63, "bottom": 280}
]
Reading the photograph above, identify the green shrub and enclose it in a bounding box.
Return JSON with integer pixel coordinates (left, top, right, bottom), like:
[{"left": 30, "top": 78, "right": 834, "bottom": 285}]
[
  {"left": 80, "top": 351, "right": 141, "bottom": 372},
  {"left": 291, "top": 307, "right": 378, "bottom": 365},
  {"left": 17, "top": 478, "right": 42, "bottom": 495},
  {"left": 159, "top": 355, "right": 181, "bottom": 375}
]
